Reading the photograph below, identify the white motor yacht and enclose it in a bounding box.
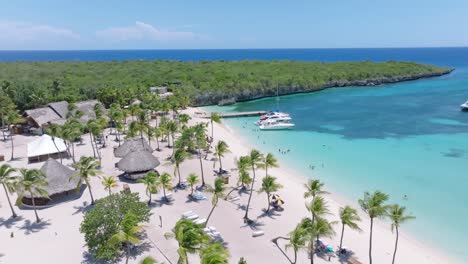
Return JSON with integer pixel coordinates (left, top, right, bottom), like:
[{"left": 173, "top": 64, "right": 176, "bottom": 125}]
[
  {"left": 461, "top": 101, "right": 468, "bottom": 111},
  {"left": 258, "top": 119, "right": 295, "bottom": 130}
]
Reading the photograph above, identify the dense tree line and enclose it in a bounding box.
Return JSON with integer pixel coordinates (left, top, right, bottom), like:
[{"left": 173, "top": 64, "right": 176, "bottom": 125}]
[{"left": 0, "top": 60, "right": 450, "bottom": 110}]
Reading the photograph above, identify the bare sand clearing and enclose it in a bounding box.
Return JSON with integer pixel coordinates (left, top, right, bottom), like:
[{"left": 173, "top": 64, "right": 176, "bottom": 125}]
[{"left": 0, "top": 107, "right": 459, "bottom": 264}]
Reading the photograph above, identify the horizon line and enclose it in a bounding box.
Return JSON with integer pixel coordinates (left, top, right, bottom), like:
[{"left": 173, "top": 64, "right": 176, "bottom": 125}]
[{"left": 1, "top": 46, "right": 468, "bottom": 52}]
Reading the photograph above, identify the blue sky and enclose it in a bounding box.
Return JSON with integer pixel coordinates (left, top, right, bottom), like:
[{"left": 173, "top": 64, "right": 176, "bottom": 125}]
[{"left": 0, "top": 0, "right": 467, "bottom": 50}]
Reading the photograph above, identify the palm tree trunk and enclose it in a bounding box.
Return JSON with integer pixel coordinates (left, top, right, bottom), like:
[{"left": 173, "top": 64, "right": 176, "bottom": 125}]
[
  {"left": 126, "top": 244, "right": 130, "bottom": 264},
  {"left": 339, "top": 223, "right": 345, "bottom": 250},
  {"left": 71, "top": 142, "right": 76, "bottom": 163},
  {"left": 266, "top": 193, "right": 271, "bottom": 212},
  {"left": 392, "top": 226, "right": 399, "bottom": 264},
  {"left": 156, "top": 135, "right": 160, "bottom": 151},
  {"left": 163, "top": 186, "right": 167, "bottom": 201},
  {"left": 244, "top": 167, "right": 256, "bottom": 221},
  {"left": 89, "top": 133, "right": 96, "bottom": 158},
  {"left": 190, "top": 185, "right": 194, "bottom": 196},
  {"left": 205, "top": 200, "right": 217, "bottom": 227},
  {"left": 369, "top": 218, "right": 374, "bottom": 264},
  {"left": 10, "top": 134, "right": 14, "bottom": 160},
  {"left": 218, "top": 154, "right": 223, "bottom": 173},
  {"left": 148, "top": 191, "right": 152, "bottom": 205},
  {"left": 108, "top": 189, "right": 111, "bottom": 196},
  {"left": 211, "top": 120, "right": 214, "bottom": 140},
  {"left": 93, "top": 135, "right": 102, "bottom": 161},
  {"left": 87, "top": 183, "right": 95, "bottom": 205},
  {"left": 310, "top": 214, "right": 316, "bottom": 264},
  {"left": 198, "top": 151, "right": 206, "bottom": 186},
  {"left": 30, "top": 192, "right": 40, "bottom": 223},
  {"left": 51, "top": 138, "right": 63, "bottom": 164},
  {"left": 2, "top": 183, "right": 17, "bottom": 218},
  {"left": 177, "top": 166, "right": 182, "bottom": 186}
]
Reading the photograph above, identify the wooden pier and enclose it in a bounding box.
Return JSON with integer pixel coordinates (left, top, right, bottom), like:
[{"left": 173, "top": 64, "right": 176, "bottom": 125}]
[{"left": 198, "top": 111, "right": 266, "bottom": 119}]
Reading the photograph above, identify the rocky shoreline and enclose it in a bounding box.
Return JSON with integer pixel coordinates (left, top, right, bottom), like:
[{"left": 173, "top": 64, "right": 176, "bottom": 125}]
[{"left": 193, "top": 68, "right": 454, "bottom": 106}]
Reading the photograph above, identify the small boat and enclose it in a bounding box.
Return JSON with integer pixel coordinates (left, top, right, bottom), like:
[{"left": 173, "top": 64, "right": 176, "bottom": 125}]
[
  {"left": 461, "top": 101, "right": 468, "bottom": 111},
  {"left": 258, "top": 119, "right": 295, "bottom": 130}
]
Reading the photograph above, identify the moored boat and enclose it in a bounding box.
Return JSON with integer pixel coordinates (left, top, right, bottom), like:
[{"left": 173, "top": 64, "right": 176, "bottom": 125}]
[{"left": 461, "top": 101, "right": 468, "bottom": 111}]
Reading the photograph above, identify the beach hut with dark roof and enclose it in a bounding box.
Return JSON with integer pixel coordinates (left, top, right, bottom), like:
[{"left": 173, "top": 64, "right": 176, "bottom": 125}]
[
  {"left": 117, "top": 150, "right": 160, "bottom": 180},
  {"left": 22, "top": 158, "right": 81, "bottom": 206},
  {"left": 114, "top": 137, "right": 153, "bottom": 158},
  {"left": 47, "top": 101, "right": 69, "bottom": 118}
]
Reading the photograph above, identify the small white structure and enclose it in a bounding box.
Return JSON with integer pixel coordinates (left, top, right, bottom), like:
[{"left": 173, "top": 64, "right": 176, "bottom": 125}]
[{"left": 27, "top": 134, "right": 68, "bottom": 163}]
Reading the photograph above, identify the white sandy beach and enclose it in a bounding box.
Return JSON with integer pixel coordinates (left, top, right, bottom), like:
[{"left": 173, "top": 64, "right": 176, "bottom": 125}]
[{"left": 0, "top": 107, "right": 460, "bottom": 264}]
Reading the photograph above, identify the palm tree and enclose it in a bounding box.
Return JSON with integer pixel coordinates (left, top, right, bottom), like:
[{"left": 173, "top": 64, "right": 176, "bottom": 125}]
[
  {"left": 244, "top": 149, "right": 264, "bottom": 222},
  {"left": 214, "top": 140, "right": 230, "bottom": 173},
  {"left": 258, "top": 175, "right": 283, "bottom": 212},
  {"left": 16, "top": 169, "right": 49, "bottom": 223},
  {"left": 166, "top": 218, "right": 210, "bottom": 264},
  {"left": 89, "top": 119, "right": 106, "bottom": 160},
  {"left": 200, "top": 241, "right": 230, "bottom": 264},
  {"left": 140, "top": 256, "right": 157, "bottom": 264},
  {"left": 338, "top": 206, "right": 361, "bottom": 250},
  {"left": 305, "top": 196, "right": 330, "bottom": 263},
  {"left": 137, "top": 171, "right": 159, "bottom": 205},
  {"left": 313, "top": 217, "right": 336, "bottom": 241},
  {"left": 387, "top": 204, "right": 415, "bottom": 264},
  {"left": 110, "top": 213, "right": 143, "bottom": 264},
  {"left": 186, "top": 173, "right": 199, "bottom": 196},
  {"left": 159, "top": 172, "right": 173, "bottom": 201},
  {"left": 101, "top": 176, "right": 118, "bottom": 196},
  {"left": 0, "top": 164, "right": 18, "bottom": 218},
  {"left": 5, "top": 109, "right": 23, "bottom": 160},
  {"left": 236, "top": 156, "right": 252, "bottom": 190},
  {"left": 358, "top": 191, "right": 389, "bottom": 264},
  {"left": 209, "top": 112, "right": 221, "bottom": 142},
  {"left": 285, "top": 224, "right": 308, "bottom": 264},
  {"left": 178, "top": 113, "right": 191, "bottom": 130},
  {"left": 205, "top": 178, "right": 226, "bottom": 227},
  {"left": 303, "top": 179, "right": 328, "bottom": 199},
  {"left": 62, "top": 120, "right": 82, "bottom": 163},
  {"left": 173, "top": 148, "right": 188, "bottom": 187},
  {"left": 167, "top": 121, "right": 178, "bottom": 152},
  {"left": 45, "top": 124, "right": 64, "bottom": 164},
  {"left": 263, "top": 153, "right": 279, "bottom": 178},
  {"left": 71, "top": 156, "right": 101, "bottom": 205},
  {"left": 193, "top": 123, "right": 208, "bottom": 186}
]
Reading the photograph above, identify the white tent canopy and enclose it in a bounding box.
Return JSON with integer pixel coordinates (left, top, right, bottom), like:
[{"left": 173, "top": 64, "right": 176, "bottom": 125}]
[{"left": 27, "top": 134, "right": 67, "bottom": 158}]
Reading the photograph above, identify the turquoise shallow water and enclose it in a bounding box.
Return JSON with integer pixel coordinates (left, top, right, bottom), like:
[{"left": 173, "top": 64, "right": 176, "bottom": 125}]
[{"left": 206, "top": 68, "right": 468, "bottom": 261}]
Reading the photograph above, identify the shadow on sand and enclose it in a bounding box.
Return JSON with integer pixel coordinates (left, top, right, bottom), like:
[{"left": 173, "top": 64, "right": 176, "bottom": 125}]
[
  {"left": 0, "top": 215, "right": 24, "bottom": 229},
  {"left": 19, "top": 219, "right": 51, "bottom": 235}
]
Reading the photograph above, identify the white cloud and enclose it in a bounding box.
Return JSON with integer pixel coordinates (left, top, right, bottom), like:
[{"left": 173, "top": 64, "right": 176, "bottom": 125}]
[
  {"left": 0, "top": 21, "right": 80, "bottom": 43},
  {"left": 95, "top": 21, "right": 196, "bottom": 42}
]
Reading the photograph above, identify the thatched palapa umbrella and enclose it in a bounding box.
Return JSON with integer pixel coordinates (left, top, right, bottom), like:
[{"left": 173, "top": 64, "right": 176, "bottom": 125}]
[
  {"left": 114, "top": 137, "right": 152, "bottom": 158},
  {"left": 117, "top": 150, "right": 160, "bottom": 180},
  {"left": 23, "top": 158, "right": 80, "bottom": 206}
]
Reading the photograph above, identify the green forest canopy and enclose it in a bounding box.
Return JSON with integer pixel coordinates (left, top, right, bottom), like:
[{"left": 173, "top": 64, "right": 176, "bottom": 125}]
[{"left": 0, "top": 60, "right": 451, "bottom": 110}]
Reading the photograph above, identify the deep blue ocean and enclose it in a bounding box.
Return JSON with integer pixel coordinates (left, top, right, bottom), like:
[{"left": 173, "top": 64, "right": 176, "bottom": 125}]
[{"left": 2, "top": 48, "right": 468, "bottom": 261}]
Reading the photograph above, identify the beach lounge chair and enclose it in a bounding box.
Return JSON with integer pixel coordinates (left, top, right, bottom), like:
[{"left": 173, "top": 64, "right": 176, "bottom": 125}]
[
  {"left": 203, "top": 227, "right": 211, "bottom": 233},
  {"left": 182, "top": 211, "right": 194, "bottom": 218},
  {"left": 208, "top": 226, "right": 217, "bottom": 232},
  {"left": 252, "top": 230, "right": 265, "bottom": 237},
  {"left": 187, "top": 214, "right": 199, "bottom": 220},
  {"left": 194, "top": 218, "right": 207, "bottom": 225},
  {"left": 211, "top": 231, "right": 221, "bottom": 237},
  {"left": 228, "top": 195, "right": 240, "bottom": 202}
]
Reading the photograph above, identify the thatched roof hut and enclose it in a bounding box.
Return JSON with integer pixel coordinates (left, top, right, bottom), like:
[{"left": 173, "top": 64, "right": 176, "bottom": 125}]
[
  {"left": 117, "top": 150, "right": 160, "bottom": 180},
  {"left": 22, "top": 158, "right": 80, "bottom": 206},
  {"left": 114, "top": 137, "right": 152, "bottom": 158}
]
